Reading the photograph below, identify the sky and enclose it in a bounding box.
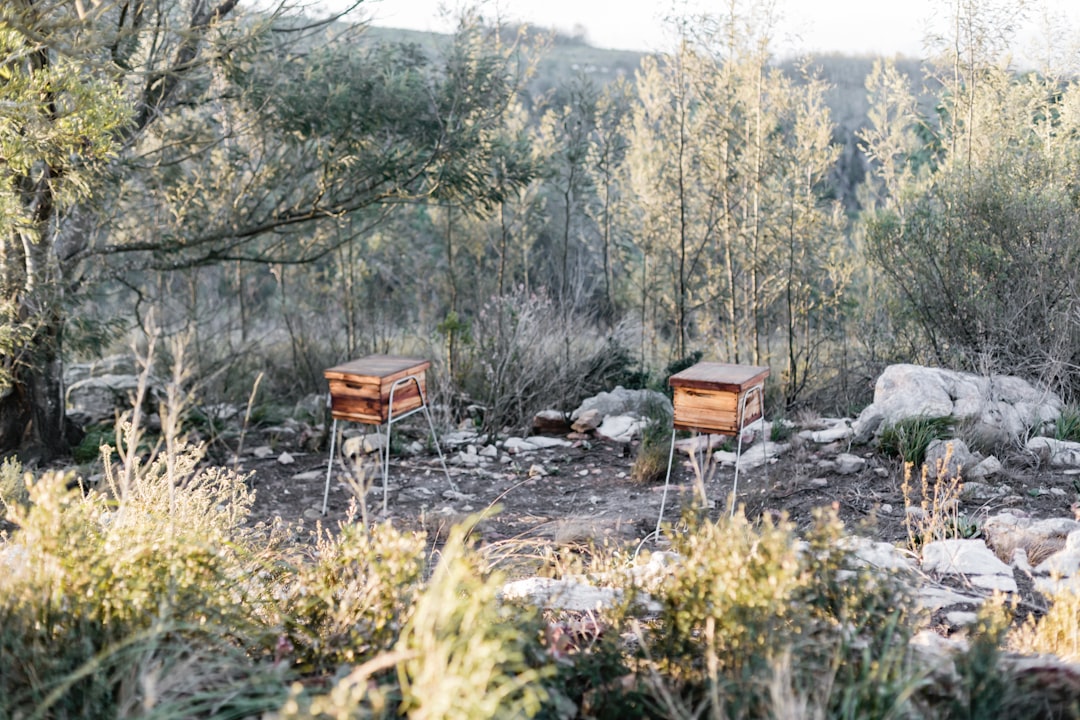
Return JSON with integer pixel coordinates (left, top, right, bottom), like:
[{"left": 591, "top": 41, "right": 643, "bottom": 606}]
[{"left": 349, "top": 0, "right": 1080, "bottom": 62}]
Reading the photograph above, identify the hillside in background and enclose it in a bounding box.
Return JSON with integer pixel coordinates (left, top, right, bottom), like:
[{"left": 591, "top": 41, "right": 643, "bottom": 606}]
[{"left": 365, "top": 24, "right": 929, "bottom": 213}]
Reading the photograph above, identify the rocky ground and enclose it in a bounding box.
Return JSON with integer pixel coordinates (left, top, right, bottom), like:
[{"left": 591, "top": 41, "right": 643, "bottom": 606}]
[
  {"left": 237, "top": 414, "right": 1074, "bottom": 550},
  {"left": 60, "top": 361, "right": 1080, "bottom": 641}
]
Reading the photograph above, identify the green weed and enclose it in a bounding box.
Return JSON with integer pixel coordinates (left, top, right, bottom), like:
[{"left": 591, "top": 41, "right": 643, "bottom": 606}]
[{"left": 879, "top": 415, "right": 953, "bottom": 465}]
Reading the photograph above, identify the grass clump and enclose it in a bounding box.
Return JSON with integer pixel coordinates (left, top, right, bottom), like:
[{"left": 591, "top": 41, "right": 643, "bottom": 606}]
[
  {"left": 1055, "top": 404, "right": 1080, "bottom": 443},
  {"left": 0, "top": 452, "right": 282, "bottom": 718},
  {"left": 879, "top": 415, "right": 953, "bottom": 465},
  {"left": 630, "top": 397, "right": 674, "bottom": 485}
]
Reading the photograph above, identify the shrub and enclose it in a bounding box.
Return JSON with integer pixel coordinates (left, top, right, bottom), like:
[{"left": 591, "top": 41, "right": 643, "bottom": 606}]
[
  {"left": 0, "top": 452, "right": 282, "bottom": 718},
  {"left": 442, "top": 287, "right": 638, "bottom": 436},
  {"left": 279, "top": 521, "right": 427, "bottom": 674},
  {"left": 0, "top": 456, "right": 28, "bottom": 510},
  {"left": 280, "top": 522, "right": 551, "bottom": 719},
  {"left": 635, "top": 508, "right": 922, "bottom": 718}
]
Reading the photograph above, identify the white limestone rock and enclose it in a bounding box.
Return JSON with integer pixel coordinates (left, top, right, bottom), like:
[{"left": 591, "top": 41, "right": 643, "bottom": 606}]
[
  {"left": 595, "top": 415, "right": 644, "bottom": 443},
  {"left": 571, "top": 409, "right": 603, "bottom": 433},
  {"left": 983, "top": 513, "right": 1080, "bottom": 564},
  {"left": 713, "top": 441, "right": 790, "bottom": 470},
  {"left": 803, "top": 421, "right": 854, "bottom": 444},
  {"left": 842, "top": 536, "right": 916, "bottom": 573},
  {"left": 966, "top": 455, "right": 1003, "bottom": 481},
  {"left": 1035, "top": 529, "right": 1080, "bottom": 577},
  {"left": 924, "top": 439, "right": 977, "bottom": 478},
  {"left": 66, "top": 373, "right": 163, "bottom": 425},
  {"left": 500, "top": 577, "right": 622, "bottom": 612},
  {"left": 918, "top": 586, "right": 984, "bottom": 612},
  {"left": 1027, "top": 437, "right": 1080, "bottom": 468},
  {"left": 960, "top": 481, "right": 1009, "bottom": 501},
  {"left": 504, "top": 437, "right": 539, "bottom": 454},
  {"left": 441, "top": 430, "right": 482, "bottom": 447},
  {"left": 834, "top": 453, "right": 867, "bottom": 475},
  {"left": 921, "top": 539, "right": 1017, "bottom": 593},
  {"left": 571, "top": 386, "right": 672, "bottom": 421},
  {"left": 852, "top": 364, "right": 1061, "bottom": 445},
  {"left": 526, "top": 436, "right": 574, "bottom": 449}
]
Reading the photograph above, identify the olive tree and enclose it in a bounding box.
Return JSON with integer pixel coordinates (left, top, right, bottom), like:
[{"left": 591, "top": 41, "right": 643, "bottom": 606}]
[{"left": 0, "top": 1, "right": 536, "bottom": 457}]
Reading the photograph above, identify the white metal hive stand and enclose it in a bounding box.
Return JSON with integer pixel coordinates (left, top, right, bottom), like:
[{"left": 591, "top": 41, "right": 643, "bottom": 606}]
[
  {"left": 655, "top": 362, "right": 770, "bottom": 534},
  {"left": 322, "top": 355, "right": 453, "bottom": 515}
]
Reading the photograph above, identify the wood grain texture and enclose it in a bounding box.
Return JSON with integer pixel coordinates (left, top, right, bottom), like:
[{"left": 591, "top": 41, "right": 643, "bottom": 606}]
[
  {"left": 668, "top": 362, "right": 769, "bottom": 392},
  {"left": 669, "top": 362, "right": 768, "bottom": 434},
  {"left": 325, "top": 355, "right": 430, "bottom": 423}
]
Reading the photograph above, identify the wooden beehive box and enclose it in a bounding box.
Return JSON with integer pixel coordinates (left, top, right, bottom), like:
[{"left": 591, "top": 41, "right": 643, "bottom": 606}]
[
  {"left": 669, "top": 362, "right": 769, "bottom": 435},
  {"left": 324, "top": 355, "right": 430, "bottom": 424}
]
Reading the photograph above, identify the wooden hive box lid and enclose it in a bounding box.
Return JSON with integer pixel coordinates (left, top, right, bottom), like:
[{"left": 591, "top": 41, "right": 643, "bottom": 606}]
[
  {"left": 668, "top": 362, "right": 770, "bottom": 393},
  {"left": 324, "top": 355, "right": 431, "bottom": 384}
]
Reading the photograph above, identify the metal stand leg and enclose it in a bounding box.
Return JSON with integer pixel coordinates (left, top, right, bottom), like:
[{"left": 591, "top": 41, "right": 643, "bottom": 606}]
[
  {"left": 655, "top": 427, "right": 678, "bottom": 536},
  {"left": 730, "top": 383, "right": 766, "bottom": 517},
  {"left": 322, "top": 417, "right": 339, "bottom": 515},
  {"left": 380, "top": 374, "right": 455, "bottom": 515},
  {"left": 422, "top": 403, "right": 455, "bottom": 491}
]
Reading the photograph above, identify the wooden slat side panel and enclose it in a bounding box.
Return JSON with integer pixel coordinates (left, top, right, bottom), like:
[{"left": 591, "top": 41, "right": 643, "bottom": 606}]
[
  {"left": 380, "top": 377, "right": 425, "bottom": 418},
  {"left": 672, "top": 386, "right": 763, "bottom": 434},
  {"left": 328, "top": 375, "right": 426, "bottom": 423},
  {"left": 330, "top": 398, "right": 383, "bottom": 423}
]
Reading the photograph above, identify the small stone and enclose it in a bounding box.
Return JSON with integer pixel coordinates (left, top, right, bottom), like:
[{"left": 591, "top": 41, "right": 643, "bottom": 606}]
[
  {"left": 810, "top": 478, "right": 829, "bottom": 488},
  {"left": 533, "top": 409, "right": 571, "bottom": 434},
  {"left": 505, "top": 437, "right": 539, "bottom": 454},
  {"left": 342, "top": 436, "right": 365, "bottom": 459},
  {"left": 480, "top": 445, "right": 499, "bottom": 458},
  {"left": 526, "top": 436, "right": 573, "bottom": 449},
  {"left": 303, "top": 508, "right": 322, "bottom": 520},
  {"left": 834, "top": 453, "right": 866, "bottom": 475},
  {"left": 945, "top": 611, "right": 979, "bottom": 628},
  {"left": 873, "top": 467, "right": 889, "bottom": 478},
  {"left": 528, "top": 464, "right": 547, "bottom": 478},
  {"left": 252, "top": 445, "right": 274, "bottom": 459},
  {"left": 571, "top": 409, "right": 603, "bottom": 433},
  {"left": 880, "top": 503, "right": 893, "bottom": 515},
  {"left": 292, "top": 470, "right": 323, "bottom": 481},
  {"left": 277, "top": 452, "right": 295, "bottom": 465}
]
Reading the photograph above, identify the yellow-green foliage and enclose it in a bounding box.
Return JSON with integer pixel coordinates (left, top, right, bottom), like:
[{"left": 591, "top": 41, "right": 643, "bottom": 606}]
[
  {"left": 279, "top": 523, "right": 550, "bottom": 720},
  {"left": 901, "top": 444, "right": 970, "bottom": 552},
  {"left": 1013, "top": 586, "right": 1080, "bottom": 662},
  {"left": 0, "top": 455, "right": 28, "bottom": 509},
  {"left": 395, "top": 525, "right": 548, "bottom": 719},
  {"left": 641, "top": 509, "right": 920, "bottom": 718},
  {"left": 0, "top": 444, "right": 277, "bottom": 718},
  {"left": 281, "top": 521, "right": 427, "bottom": 672}
]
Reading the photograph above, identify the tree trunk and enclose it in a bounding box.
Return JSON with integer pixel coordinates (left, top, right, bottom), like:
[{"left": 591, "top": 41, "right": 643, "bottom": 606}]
[{"left": 0, "top": 304, "right": 68, "bottom": 460}]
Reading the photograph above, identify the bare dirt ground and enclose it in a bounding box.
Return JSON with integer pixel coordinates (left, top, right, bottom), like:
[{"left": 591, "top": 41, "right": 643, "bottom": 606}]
[{"left": 232, "top": 416, "right": 1077, "bottom": 552}]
